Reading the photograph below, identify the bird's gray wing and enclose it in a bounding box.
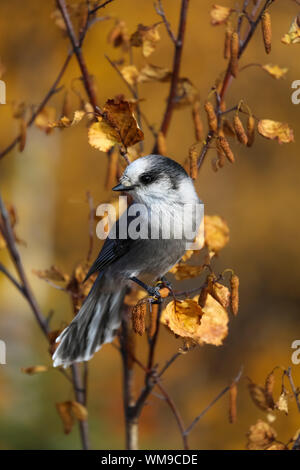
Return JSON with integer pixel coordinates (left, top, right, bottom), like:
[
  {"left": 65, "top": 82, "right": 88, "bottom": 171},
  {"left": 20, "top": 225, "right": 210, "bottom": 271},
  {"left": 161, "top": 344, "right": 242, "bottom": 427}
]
[{"left": 83, "top": 209, "right": 136, "bottom": 282}]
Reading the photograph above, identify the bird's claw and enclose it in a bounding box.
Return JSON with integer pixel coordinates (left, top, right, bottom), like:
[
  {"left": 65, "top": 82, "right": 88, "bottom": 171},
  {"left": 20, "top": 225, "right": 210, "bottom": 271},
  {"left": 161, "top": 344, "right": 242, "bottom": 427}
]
[{"left": 148, "top": 286, "right": 163, "bottom": 304}]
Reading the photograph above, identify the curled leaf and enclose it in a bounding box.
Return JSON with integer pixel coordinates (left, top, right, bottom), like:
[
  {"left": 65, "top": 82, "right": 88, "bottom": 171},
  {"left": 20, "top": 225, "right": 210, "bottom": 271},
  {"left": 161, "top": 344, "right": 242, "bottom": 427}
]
[
  {"left": 281, "top": 15, "right": 300, "bottom": 45},
  {"left": 210, "top": 5, "right": 232, "bottom": 26},
  {"left": 258, "top": 119, "right": 294, "bottom": 144},
  {"left": 130, "top": 23, "right": 160, "bottom": 57},
  {"left": 204, "top": 215, "right": 230, "bottom": 254},
  {"left": 246, "top": 420, "right": 277, "bottom": 450},
  {"left": 21, "top": 365, "right": 48, "bottom": 375},
  {"left": 161, "top": 294, "right": 228, "bottom": 347},
  {"left": 34, "top": 107, "right": 56, "bottom": 134},
  {"left": 169, "top": 264, "right": 205, "bottom": 280},
  {"left": 48, "top": 110, "right": 85, "bottom": 129},
  {"left": 88, "top": 99, "right": 144, "bottom": 152}
]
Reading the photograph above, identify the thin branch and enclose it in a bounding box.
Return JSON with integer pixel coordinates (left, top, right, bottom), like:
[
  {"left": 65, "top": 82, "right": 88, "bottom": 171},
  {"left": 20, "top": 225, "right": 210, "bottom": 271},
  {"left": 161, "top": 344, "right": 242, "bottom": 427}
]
[
  {"left": 0, "top": 262, "right": 24, "bottom": 294},
  {"left": 56, "top": 0, "right": 98, "bottom": 110},
  {"left": 154, "top": 0, "right": 177, "bottom": 44},
  {"left": 197, "top": 0, "right": 276, "bottom": 170},
  {"left": 184, "top": 367, "right": 243, "bottom": 437},
  {"left": 0, "top": 51, "right": 73, "bottom": 161},
  {"left": 0, "top": 194, "right": 90, "bottom": 449},
  {"left": 119, "top": 310, "right": 138, "bottom": 450},
  {"left": 285, "top": 367, "right": 300, "bottom": 413},
  {"left": 89, "top": 0, "right": 114, "bottom": 16},
  {"left": 153, "top": 0, "right": 190, "bottom": 152}
]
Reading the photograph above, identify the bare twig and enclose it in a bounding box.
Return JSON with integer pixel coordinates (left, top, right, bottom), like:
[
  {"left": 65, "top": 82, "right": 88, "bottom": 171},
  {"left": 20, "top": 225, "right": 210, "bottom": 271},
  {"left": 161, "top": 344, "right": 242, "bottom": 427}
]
[
  {"left": 197, "top": 0, "right": 276, "bottom": 170},
  {"left": 285, "top": 367, "right": 300, "bottom": 413},
  {"left": 184, "top": 367, "right": 243, "bottom": 437},
  {"left": 0, "top": 52, "right": 73, "bottom": 161},
  {"left": 153, "top": 0, "right": 190, "bottom": 152},
  {"left": 154, "top": 0, "right": 177, "bottom": 44},
  {"left": 56, "top": 0, "right": 98, "bottom": 110},
  {"left": 0, "top": 194, "right": 90, "bottom": 449}
]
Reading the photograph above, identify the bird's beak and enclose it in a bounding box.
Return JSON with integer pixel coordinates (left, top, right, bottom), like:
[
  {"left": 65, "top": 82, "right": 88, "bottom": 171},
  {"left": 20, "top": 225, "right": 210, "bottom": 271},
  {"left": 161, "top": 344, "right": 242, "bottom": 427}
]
[{"left": 112, "top": 183, "right": 135, "bottom": 191}]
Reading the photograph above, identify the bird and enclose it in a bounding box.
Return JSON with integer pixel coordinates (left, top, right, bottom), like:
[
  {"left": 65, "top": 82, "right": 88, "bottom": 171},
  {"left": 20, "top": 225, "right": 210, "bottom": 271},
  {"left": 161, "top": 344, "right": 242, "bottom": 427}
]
[{"left": 53, "top": 154, "right": 201, "bottom": 367}]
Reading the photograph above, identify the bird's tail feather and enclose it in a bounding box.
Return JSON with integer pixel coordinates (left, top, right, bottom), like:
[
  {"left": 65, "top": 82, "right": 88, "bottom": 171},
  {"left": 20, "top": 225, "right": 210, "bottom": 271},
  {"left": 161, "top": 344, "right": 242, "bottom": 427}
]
[{"left": 52, "top": 276, "right": 125, "bottom": 367}]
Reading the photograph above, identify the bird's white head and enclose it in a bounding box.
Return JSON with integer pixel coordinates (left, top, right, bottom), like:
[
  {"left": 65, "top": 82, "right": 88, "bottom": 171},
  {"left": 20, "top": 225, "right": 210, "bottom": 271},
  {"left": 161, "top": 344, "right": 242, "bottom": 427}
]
[{"left": 112, "top": 154, "right": 199, "bottom": 206}]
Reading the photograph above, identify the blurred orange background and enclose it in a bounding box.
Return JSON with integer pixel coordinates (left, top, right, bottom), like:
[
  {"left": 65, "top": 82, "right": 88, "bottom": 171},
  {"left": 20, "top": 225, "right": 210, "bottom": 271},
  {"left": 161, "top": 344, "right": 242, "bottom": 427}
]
[{"left": 0, "top": 0, "right": 300, "bottom": 450}]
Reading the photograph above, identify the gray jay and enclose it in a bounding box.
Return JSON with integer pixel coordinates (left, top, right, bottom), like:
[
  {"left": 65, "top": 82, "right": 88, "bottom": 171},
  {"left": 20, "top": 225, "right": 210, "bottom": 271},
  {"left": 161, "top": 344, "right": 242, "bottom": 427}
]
[{"left": 53, "top": 154, "right": 201, "bottom": 367}]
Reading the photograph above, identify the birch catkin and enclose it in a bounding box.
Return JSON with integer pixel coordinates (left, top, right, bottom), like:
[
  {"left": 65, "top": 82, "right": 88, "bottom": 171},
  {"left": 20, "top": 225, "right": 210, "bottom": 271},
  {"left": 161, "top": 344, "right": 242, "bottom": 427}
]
[
  {"left": 224, "top": 24, "right": 232, "bottom": 60},
  {"left": 233, "top": 115, "right": 248, "bottom": 145},
  {"left": 261, "top": 11, "right": 272, "bottom": 54},
  {"left": 204, "top": 101, "right": 218, "bottom": 133},
  {"left": 230, "top": 274, "right": 239, "bottom": 316},
  {"left": 230, "top": 32, "right": 239, "bottom": 77},
  {"left": 189, "top": 144, "right": 198, "bottom": 180},
  {"left": 131, "top": 301, "right": 147, "bottom": 335},
  {"left": 218, "top": 135, "right": 235, "bottom": 163}
]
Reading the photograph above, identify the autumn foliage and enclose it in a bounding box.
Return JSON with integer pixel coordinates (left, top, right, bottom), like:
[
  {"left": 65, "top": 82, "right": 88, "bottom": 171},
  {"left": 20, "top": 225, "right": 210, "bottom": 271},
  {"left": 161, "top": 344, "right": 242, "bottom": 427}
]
[{"left": 0, "top": 0, "right": 300, "bottom": 451}]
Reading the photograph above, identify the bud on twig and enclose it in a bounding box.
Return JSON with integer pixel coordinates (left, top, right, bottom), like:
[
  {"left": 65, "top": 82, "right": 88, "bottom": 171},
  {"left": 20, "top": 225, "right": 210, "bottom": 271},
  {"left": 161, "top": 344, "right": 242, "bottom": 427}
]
[
  {"left": 233, "top": 115, "right": 248, "bottom": 145},
  {"left": 204, "top": 101, "right": 218, "bottom": 133},
  {"left": 261, "top": 11, "right": 272, "bottom": 54},
  {"left": 230, "top": 32, "right": 239, "bottom": 78}
]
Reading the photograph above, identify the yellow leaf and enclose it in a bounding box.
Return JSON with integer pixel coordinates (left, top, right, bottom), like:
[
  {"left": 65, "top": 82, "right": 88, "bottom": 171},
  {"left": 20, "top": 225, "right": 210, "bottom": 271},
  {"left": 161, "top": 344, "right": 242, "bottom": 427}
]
[
  {"left": 21, "top": 365, "right": 48, "bottom": 375},
  {"left": 121, "top": 65, "right": 140, "bottom": 86},
  {"left": 161, "top": 294, "right": 228, "bottom": 347},
  {"left": 130, "top": 23, "right": 161, "bottom": 57},
  {"left": 88, "top": 119, "right": 120, "bottom": 152},
  {"left": 246, "top": 419, "right": 277, "bottom": 450},
  {"left": 281, "top": 16, "right": 300, "bottom": 45},
  {"left": 258, "top": 119, "right": 294, "bottom": 144},
  {"left": 210, "top": 5, "right": 232, "bottom": 26},
  {"left": 34, "top": 107, "right": 56, "bottom": 134},
  {"left": 276, "top": 392, "right": 288, "bottom": 414},
  {"left": 70, "top": 401, "right": 88, "bottom": 421},
  {"left": 204, "top": 215, "right": 230, "bottom": 253},
  {"left": 48, "top": 110, "right": 85, "bottom": 128},
  {"left": 169, "top": 264, "right": 205, "bottom": 280},
  {"left": 88, "top": 99, "right": 144, "bottom": 152},
  {"left": 32, "top": 265, "right": 69, "bottom": 282},
  {"left": 262, "top": 64, "right": 288, "bottom": 79},
  {"left": 175, "top": 78, "right": 200, "bottom": 108},
  {"left": 138, "top": 64, "right": 171, "bottom": 83}
]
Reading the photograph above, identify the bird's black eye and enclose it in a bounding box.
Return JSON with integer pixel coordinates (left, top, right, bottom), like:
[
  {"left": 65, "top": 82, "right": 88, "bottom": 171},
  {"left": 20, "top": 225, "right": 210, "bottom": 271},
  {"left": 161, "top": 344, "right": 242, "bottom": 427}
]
[{"left": 139, "top": 173, "right": 156, "bottom": 185}]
